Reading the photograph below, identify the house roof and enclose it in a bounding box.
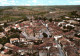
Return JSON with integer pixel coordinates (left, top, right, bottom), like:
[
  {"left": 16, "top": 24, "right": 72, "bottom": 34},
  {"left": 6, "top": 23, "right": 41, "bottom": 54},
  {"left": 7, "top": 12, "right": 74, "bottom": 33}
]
[
  {"left": 0, "top": 44, "right": 3, "bottom": 49},
  {"left": 3, "top": 49, "right": 9, "bottom": 53},
  {"left": 77, "top": 50, "right": 80, "bottom": 54},
  {"left": 0, "top": 53, "right": 11, "bottom": 56},
  {"left": 10, "top": 38, "right": 19, "bottom": 41},
  {"left": 5, "top": 43, "right": 15, "bottom": 48}
]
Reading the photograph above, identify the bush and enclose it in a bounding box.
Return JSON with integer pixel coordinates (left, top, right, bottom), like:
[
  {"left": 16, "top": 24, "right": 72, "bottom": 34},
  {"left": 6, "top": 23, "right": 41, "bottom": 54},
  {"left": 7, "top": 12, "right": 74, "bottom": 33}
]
[
  {"left": 9, "top": 28, "right": 21, "bottom": 33},
  {"left": 43, "top": 33, "right": 48, "bottom": 38},
  {"left": 4, "top": 23, "right": 8, "bottom": 27},
  {"left": 0, "top": 37, "right": 9, "bottom": 45},
  {"left": 0, "top": 26, "right": 4, "bottom": 32},
  {"left": 49, "top": 18, "right": 53, "bottom": 22},
  {"left": 8, "top": 34, "right": 20, "bottom": 39}
]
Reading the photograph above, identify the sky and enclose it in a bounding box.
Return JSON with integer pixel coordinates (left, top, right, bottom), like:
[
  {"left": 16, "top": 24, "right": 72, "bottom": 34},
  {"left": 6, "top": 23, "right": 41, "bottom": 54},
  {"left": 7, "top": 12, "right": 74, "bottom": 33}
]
[{"left": 0, "top": 0, "right": 80, "bottom": 6}]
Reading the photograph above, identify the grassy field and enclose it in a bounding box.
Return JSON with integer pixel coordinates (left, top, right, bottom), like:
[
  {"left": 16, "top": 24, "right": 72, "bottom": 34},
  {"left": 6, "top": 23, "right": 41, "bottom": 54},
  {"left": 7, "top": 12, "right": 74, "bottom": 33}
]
[{"left": 0, "top": 5, "right": 80, "bottom": 22}]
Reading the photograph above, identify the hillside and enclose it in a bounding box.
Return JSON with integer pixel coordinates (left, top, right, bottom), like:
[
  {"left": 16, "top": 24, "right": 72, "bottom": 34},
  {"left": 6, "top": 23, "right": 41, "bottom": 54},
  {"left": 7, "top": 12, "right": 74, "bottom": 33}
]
[{"left": 0, "top": 5, "right": 80, "bottom": 22}]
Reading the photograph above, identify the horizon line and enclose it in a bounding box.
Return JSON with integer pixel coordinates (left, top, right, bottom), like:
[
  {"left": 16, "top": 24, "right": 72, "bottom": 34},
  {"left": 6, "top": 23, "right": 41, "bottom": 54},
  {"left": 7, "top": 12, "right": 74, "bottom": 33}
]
[{"left": 0, "top": 5, "right": 80, "bottom": 6}]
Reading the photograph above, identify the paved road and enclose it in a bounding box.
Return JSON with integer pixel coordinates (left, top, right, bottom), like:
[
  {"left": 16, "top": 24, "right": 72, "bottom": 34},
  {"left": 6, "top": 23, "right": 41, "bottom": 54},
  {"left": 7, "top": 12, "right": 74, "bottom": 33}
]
[
  {"left": 41, "top": 21, "right": 51, "bottom": 38},
  {"left": 41, "top": 21, "right": 65, "bottom": 56},
  {"left": 55, "top": 40, "right": 65, "bottom": 56}
]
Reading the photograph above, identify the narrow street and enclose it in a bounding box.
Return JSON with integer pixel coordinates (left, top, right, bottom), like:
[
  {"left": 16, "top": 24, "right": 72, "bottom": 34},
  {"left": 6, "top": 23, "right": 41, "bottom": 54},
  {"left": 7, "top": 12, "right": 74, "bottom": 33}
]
[
  {"left": 22, "top": 21, "right": 65, "bottom": 56},
  {"left": 55, "top": 40, "right": 65, "bottom": 56},
  {"left": 41, "top": 21, "right": 65, "bottom": 56},
  {"left": 41, "top": 21, "right": 51, "bottom": 38}
]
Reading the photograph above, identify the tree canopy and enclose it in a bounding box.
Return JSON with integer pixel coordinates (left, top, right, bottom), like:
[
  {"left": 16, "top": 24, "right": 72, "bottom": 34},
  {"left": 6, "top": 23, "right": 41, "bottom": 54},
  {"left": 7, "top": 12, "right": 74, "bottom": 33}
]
[{"left": 0, "top": 26, "right": 4, "bottom": 32}]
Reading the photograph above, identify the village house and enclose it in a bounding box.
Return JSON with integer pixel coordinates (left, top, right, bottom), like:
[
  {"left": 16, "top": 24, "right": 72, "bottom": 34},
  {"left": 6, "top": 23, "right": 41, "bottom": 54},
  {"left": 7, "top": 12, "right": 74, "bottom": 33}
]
[
  {"left": 58, "top": 21, "right": 66, "bottom": 27},
  {"left": 0, "top": 23, "right": 4, "bottom": 26},
  {"left": 20, "top": 38, "right": 26, "bottom": 42},
  {"left": 59, "top": 37, "right": 75, "bottom": 48},
  {"left": 0, "top": 32, "right": 5, "bottom": 38},
  {"left": 0, "top": 44, "right": 3, "bottom": 49},
  {"left": 4, "top": 27, "right": 10, "bottom": 32},
  {"left": 1, "top": 49, "right": 9, "bottom": 54},
  {"left": 4, "top": 43, "right": 15, "bottom": 49},
  {"left": 67, "top": 20, "right": 79, "bottom": 25},
  {"left": 10, "top": 38, "right": 19, "bottom": 44},
  {"left": 65, "top": 16, "right": 70, "bottom": 19},
  {"left": 17, "top": 49, "right": 27, "bottom": 56},
  {"left": 15, "top": 24, "right": 21, "bottom": 30},
  {"left": 74, "top": 18, "right": 80, "bottom": 21},
  {"left": 77, "top": 50, "right": 80, "bottom": 56}
]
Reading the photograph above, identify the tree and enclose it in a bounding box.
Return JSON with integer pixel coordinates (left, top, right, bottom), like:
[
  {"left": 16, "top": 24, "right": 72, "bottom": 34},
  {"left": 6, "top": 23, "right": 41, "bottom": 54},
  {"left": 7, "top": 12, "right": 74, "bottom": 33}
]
[
  {"left": 4, "top": 15, "right": 10, "bottom": 22},
  {"left": 49, "top": 18, "right": 53, "bottom": 22},
  {"left": 22, "top": 15, "right": 28, "bottom": 21},
  {"left": 43, "top": 17, "right": 47, "bottom": 21},
  {"left": 34, "top": 16, "right": 43, "bottom": 20},
  {"left": 63, "top": 26, "right": 66, "bottom": 29},
  {"left": 9, "top": 28, "right": 21, "bottom": 33},
  {"left": 4, "top": 23, "right": 8, "bottom": 27},
  {"left": 34, "top": 40, "right": 43, "bottom": 45},
  {"left": 74, "top": 40, "right": 80, "bottom": 46},
  {"left": 75, "top": 34, "right": 80, "bottom": 38},
  {"left": 0, "top": 37, "right": 9, "bottom": 45},
  {"left": 67, "top": 26, "right": 74, "bottom": 30},
  {"left": 68, "top": 11, "right": 78, "bottom": 18},
  {"left": 0, "top": 26, "right": 4, "bottom": 32},
  {"left": 60, "top": 16, "right": 65, "bottom": 19},
  {"left": 8, "top": 34, "right": 20, "bottom": 39},
  {"left": 43, "top": 33, "right": 48, "bottom": 38},
  {"left": 38, "top": 17, "right": 42, "bottom": 20}
]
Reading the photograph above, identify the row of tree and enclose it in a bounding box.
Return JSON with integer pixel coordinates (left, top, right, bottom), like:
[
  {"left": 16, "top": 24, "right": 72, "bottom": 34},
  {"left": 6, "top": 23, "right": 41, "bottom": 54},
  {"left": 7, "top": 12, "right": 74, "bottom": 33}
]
[{"left": 60, "top": 11, "right": 80, "bottom": 20}]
